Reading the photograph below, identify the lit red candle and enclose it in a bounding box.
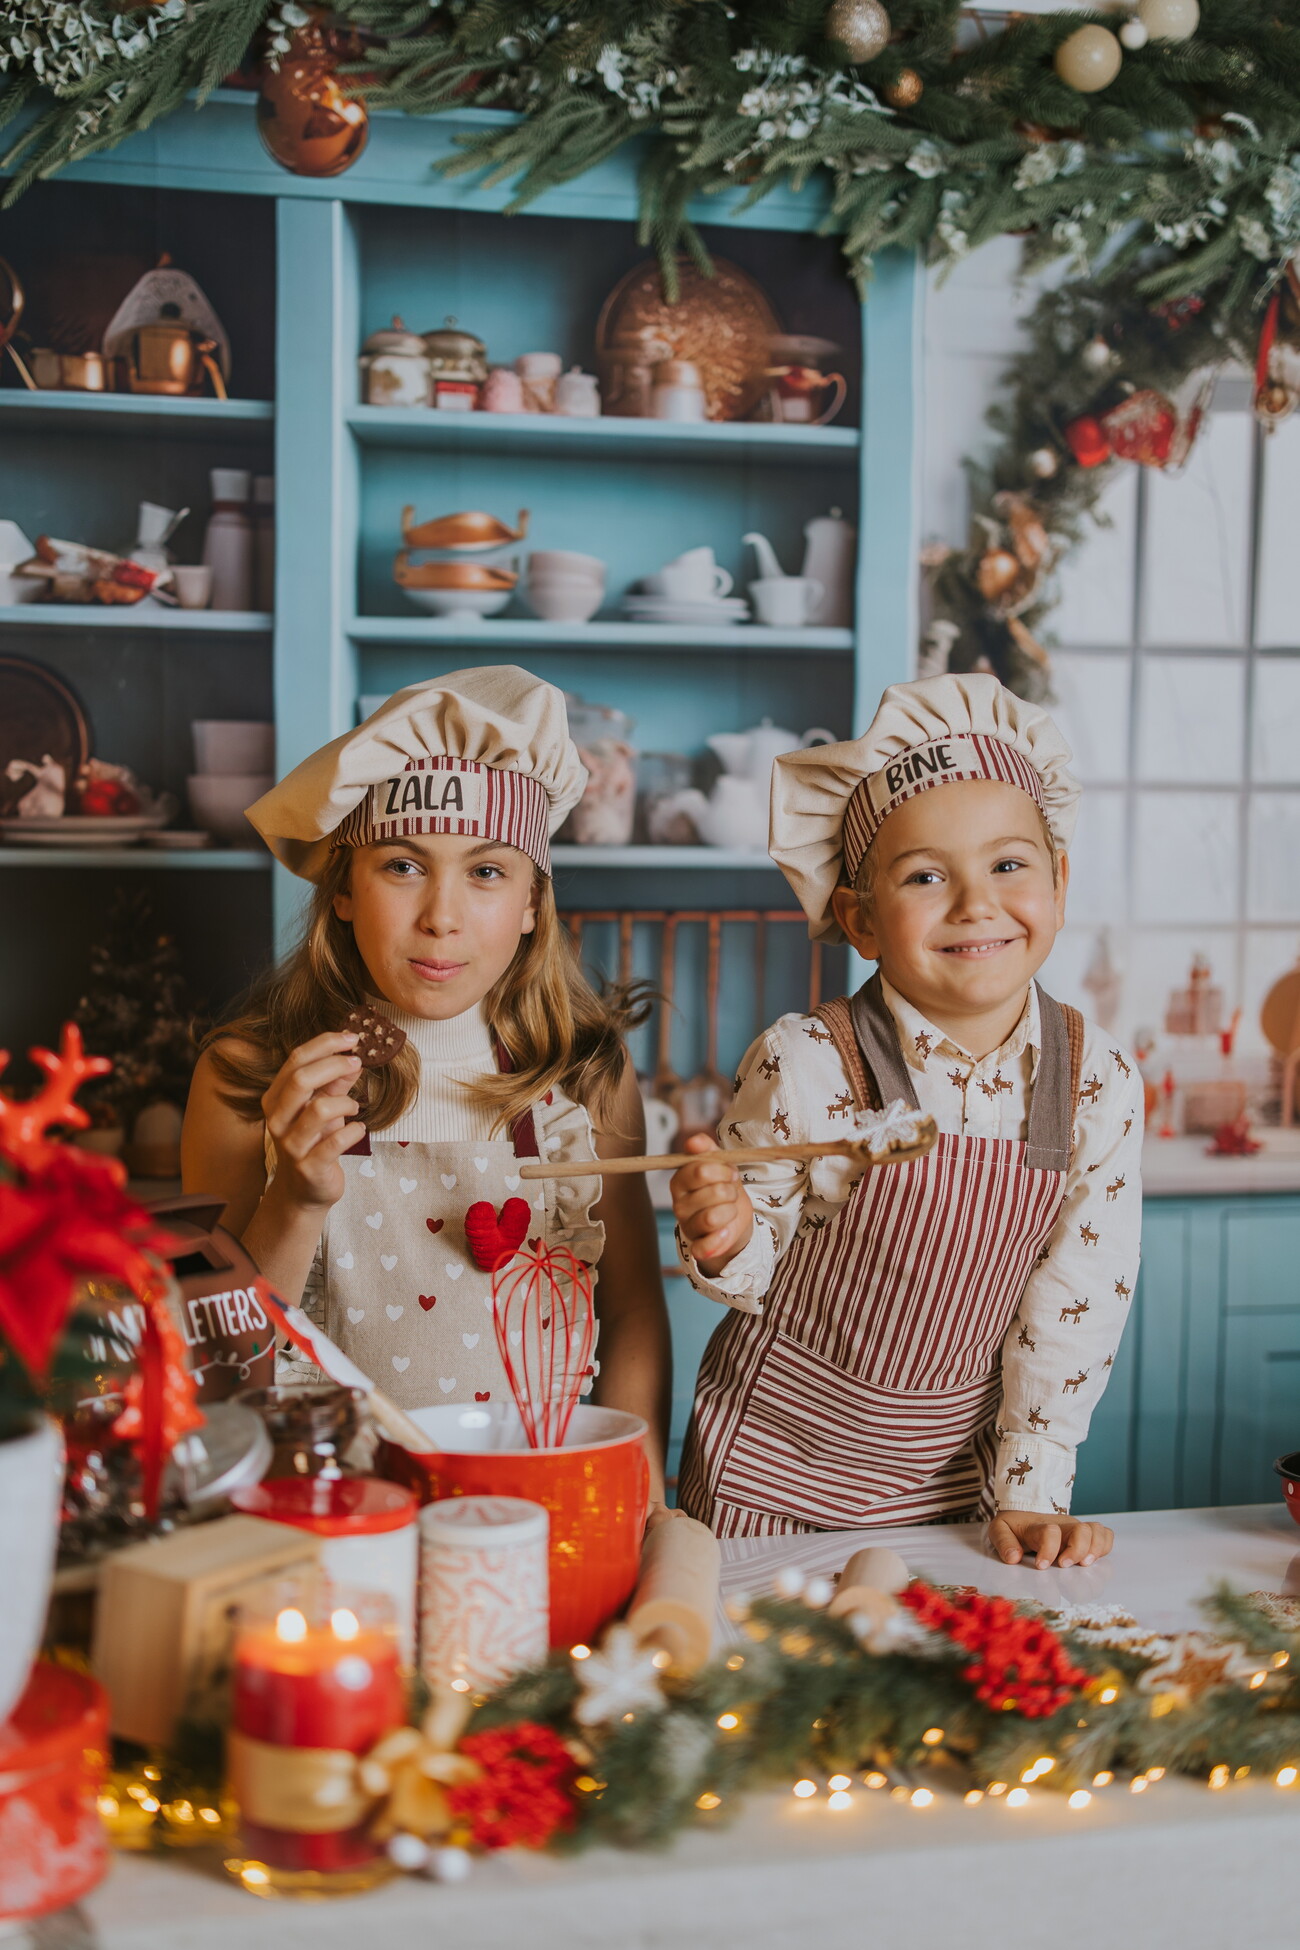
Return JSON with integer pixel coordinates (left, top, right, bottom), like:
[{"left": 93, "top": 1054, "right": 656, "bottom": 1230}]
[{"left": 230, "top": 1585, "right": 404, "bottom": 1891}]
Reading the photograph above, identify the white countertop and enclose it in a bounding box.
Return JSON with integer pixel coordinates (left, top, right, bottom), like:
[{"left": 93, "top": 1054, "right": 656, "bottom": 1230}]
[
  {"left": 86, "top": 1504, "right": 1300, "bottom": 1950},
  {"left": 1142, "top": 1129, "right": 1300, "bottom": 1197}
]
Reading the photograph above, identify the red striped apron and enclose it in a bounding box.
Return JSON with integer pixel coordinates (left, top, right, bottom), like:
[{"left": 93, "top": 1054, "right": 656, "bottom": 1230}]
[{"left": 679, "top": 975, "right": 1083, "bottom": 1537}]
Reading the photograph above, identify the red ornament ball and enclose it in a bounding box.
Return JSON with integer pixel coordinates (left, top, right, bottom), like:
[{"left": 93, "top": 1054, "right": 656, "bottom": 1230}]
[
  {"left": 1100, "top": 388, "right": 1176, "bottom": 467},
  {"left": 1064, "top": 415, "right": 1111, "bottom": 468},
  {"left": 448, "top": 1722, "right": 578, "bottom": 1851}
]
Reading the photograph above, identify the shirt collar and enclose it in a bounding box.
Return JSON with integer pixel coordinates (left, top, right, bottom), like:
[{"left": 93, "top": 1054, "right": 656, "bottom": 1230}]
[{"left": 879, "top": 977, "right": 1041, "bottom": 1072}]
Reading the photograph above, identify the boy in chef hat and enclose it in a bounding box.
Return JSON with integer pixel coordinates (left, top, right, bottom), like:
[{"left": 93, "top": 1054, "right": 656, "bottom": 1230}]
[
  {"left": 184, "top": 666, "right": 671, "bottom": 1499},
  {"left": 671, "top": 673, "right": 1141, "bottom": 1564}
]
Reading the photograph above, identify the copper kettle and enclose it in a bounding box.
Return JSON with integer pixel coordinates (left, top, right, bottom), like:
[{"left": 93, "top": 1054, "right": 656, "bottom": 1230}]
[{"left": 125, "top": 305, "right": 227, "bottom": 399}]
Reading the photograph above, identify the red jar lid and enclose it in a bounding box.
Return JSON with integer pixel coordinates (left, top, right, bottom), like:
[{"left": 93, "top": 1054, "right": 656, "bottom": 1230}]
[
  {"left": 232, "top": 1475, "right": 417, "bottom": 1535},
  {"left": 0, "top": 1663, "right": 108, "bottom": 1769}
]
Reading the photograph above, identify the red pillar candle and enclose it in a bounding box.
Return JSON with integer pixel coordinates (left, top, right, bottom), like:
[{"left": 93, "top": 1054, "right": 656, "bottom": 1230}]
[{"left": 229, "top": 1583, "right": 404, "bottom": 1898}]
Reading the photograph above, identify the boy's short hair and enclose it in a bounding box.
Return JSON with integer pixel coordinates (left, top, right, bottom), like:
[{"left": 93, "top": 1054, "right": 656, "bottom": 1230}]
[{"left": 853, "top": 805, "right": 1060, "bottom": 909}]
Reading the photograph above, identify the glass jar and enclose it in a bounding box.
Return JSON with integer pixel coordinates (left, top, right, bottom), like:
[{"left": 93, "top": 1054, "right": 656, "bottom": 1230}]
[{"left": 241, "top": 1384, "right": 362, "bottom": 1481}]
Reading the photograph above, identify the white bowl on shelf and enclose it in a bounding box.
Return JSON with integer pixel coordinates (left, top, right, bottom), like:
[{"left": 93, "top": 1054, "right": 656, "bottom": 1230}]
[
  {"left": 401, "top": 587, "right": 513, "bottom": 619},
  {"left": 192, "top": 719, "right": 275, "bottom": 775},
  {"left": 525, "top": 577, "right": 603, "bottom": 623},
  {"left": 186, "top": 773, "right": 273, "bottom": 846}
]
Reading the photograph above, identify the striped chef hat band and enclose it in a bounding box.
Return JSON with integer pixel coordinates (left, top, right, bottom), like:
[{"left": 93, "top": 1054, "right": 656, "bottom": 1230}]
[
  {"left": 840, "top": 731, "right": 1048, "bottom": 883},
  {"left": 331, "top": 756, "right": 553, "bottom": 876}
]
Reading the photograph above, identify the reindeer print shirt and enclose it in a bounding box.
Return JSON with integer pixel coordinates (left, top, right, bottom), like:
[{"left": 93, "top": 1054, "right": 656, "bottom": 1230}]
[{"left": 678, "top": 980, "right": 1143, "bottom": 1516}]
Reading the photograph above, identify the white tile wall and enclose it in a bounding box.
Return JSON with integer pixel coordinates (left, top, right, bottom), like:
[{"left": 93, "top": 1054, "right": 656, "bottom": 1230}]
[{"left": 921, "top": 263, "right": 1300, "bottom": 1054}]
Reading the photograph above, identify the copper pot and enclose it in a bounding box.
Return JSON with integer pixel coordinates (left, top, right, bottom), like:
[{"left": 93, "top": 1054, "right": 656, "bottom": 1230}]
[
  {"left": 125, "top": 318, "right": 227, "bottom": 399},
  {"left": 28, "top": 348, "right": 115, "bottom": 393}
]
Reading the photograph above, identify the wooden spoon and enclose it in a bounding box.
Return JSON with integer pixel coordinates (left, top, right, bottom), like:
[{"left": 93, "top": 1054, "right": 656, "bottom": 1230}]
[{"left": 518, "top": 1118, "right": 938, "bottom": 1181}]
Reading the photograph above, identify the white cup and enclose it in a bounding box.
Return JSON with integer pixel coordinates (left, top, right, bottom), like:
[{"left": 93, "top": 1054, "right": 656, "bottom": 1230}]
[
  {"left": 173, "top": 565, "right": 213, "bottom": 610},
  {"left": 654, "top": 550, "right": 733, "bottom": 601},
  {"left": 749, "top": 575, "right": 823, "bottom": 627}
]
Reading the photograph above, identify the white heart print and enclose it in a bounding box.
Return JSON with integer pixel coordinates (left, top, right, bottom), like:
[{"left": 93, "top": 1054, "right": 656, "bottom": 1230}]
[
  {"left": 444, "top": 1264, "right": 463, "bottom": 1281},
  {"left": 347, "top": 1307, "right": 365, "bottom": 1323},
  {"left": 399, "top": 1178, "right": 417, "bottom": 1195},
  {"left": 438, "top": 1377, "right": 456, "bottom": 1394},
  {"left": 359, "top": 1158, "right": 376, "bottom": 1179},
  {"left": 386, "top": 1304, "right": 404, "bottom": 1321},
  {"left": 533, "top": 1193, "right": 545, "bottom": 1211},
  {"left": 440, "top": 1173, "right": 457, "bottom": 1191},
  {"left": 473, "top": 1157, "right": 489, "bottom": 1173},
  {"left": 380, "top": 1254, "right": 398, "bottom": 1271},
  {"left": 392, "top": 1356, "right": 410, "bottom": 1373},
  {"left": 365, "top": 1212, "right": 383, "bottom": 1230},
  {"left": 462, "top": 1333, "right": 480, "bottom": 1349},
  {"left": 510, "top": 1330, "right": 522, "bottom": 1346},
  {"left": 483, "top": 1294, "right": 493, "bottom": 1311},
  {"left": 504, "top": 1173, "right": 521, "bottom": 1191},
  {"left": 336, "top": 1252, "right": 355, "bottom": 1270}
]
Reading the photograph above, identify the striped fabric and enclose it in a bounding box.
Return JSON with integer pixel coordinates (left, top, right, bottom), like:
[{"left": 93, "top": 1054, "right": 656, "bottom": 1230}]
[
  {"left": 332, "top": 756, "right": 553, "bottom": 875},
  {"left": 680, "top": 1122, "right": 1066, "bottom": 1537},
  {"left": 841, "top": 731, "right": 1048, "bottom": 879}
]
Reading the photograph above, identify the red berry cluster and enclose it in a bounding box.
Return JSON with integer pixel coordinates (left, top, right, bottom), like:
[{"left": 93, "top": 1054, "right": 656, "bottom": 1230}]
[
  {"left": 900, "top": 1582, "right": 1088, "bottom": 1719},
  {"left": 448, "top": 1722, "right": 578, "bottom": 1850}
]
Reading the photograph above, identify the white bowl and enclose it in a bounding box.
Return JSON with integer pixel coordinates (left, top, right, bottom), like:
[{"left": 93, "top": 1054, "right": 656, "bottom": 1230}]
[
  {"left": 186, "top": 773, "right": 273, "bottom": 846},
  {"left": 401, "top": 586, "right": 513, "bottom": 618},
  {"left": 525, "top": 583, "right": 603, "bottom": 623},
  {"left": 192, "top": 719, "right": 275, "bottom": 775},
  {"left": 527, "top": 550, "right": 605, "bottom": 582}
]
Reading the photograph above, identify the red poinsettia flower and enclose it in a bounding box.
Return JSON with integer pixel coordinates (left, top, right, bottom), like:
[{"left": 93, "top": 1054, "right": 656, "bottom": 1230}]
[
  {"left": 447, "top": 1722, "right": 578, "bottom": 1850},
  {"left": 901, "top": 1581, "right": 1088, "bottom": 1719}
]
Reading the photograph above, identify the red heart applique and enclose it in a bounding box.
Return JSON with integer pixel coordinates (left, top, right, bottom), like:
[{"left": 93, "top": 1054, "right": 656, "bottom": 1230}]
[
  {"left": 527, "top": 1236, "right": 541, "bottom": 1252},
  {"left": 398, "top": 1141, "right": 410, "bottom": 1148},
  {"left": 425, "top": 1218, "right": 444, "bottom": 1236},
  {"left": 418, "top": 1294, "right": 437, "bottom": 1312},
  {"left": 463, "top": 1197, "right": 530, "bottom": 1272},
  {"left": 475, "top": 1391, "right": 490, "bottom": 1402}
]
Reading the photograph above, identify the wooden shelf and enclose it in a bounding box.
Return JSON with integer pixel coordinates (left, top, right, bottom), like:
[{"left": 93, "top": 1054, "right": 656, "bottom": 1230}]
[
  {"left": 349, "top": 617, "right": 852, "bottom": 653},
  {"left": 0, "top": 605, "right": 272, "bottom": 634},
  {"left": 0, "top": 846, "right": 272, "bottom": 869},
  {"left": 0, "top": 391, "right": 273, "bottom": 438},
  {"left": 552, "top": 846, "right": 777, "bottom": 869},
  {"left": 346, "top": 405, "right": 858, "bottom": 465}
]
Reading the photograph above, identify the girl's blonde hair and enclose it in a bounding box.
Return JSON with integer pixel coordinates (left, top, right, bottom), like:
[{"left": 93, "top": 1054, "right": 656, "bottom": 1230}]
[{"left": 202, "top": 848, "right": 650, "bottom": 1135}]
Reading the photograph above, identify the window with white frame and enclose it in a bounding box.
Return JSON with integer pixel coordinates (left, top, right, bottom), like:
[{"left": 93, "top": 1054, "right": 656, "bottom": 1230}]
[{"left": 923, "top": 246, "right": 1300, "bottom": 1076}]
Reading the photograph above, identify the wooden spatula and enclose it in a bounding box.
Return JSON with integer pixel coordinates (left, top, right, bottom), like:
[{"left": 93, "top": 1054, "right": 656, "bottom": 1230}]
[{"left": 518, "top": 1117, "right": 938, "bottom": 1181}]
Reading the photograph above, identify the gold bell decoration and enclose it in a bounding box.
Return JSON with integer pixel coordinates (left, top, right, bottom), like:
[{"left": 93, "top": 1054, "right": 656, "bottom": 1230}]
[{"left": 826, "top": 0, "right": 892, "bottom": 64}]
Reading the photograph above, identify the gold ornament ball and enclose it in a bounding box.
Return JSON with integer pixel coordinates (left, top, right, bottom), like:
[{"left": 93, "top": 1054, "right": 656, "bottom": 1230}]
[
  {"left": 1136, "top": 0, "right": 1199, "bottom": 40},
  {"left": 885, "top": 67, "right": 924, "bottom": 107},
  {"left": 826, "top": 0, "right": 892, "bottom": 64},
  {"left": 1054, "top": 24, "right": 1123, "bottom": 92}
]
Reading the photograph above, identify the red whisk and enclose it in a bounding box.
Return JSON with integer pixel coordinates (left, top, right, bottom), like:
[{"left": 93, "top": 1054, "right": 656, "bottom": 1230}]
[{"left": 491, "top": 1243, "right": 595, "bottom": 1450}]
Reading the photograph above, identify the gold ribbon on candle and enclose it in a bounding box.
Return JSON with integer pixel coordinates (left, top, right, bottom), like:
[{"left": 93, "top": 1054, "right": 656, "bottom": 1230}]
[{"left": 228, "top": 1691, "right": 482, "bottom": 1840}]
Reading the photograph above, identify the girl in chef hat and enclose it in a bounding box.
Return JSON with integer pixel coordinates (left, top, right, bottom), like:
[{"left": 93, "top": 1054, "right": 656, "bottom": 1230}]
[
  {"left": 183, "top": 666, "right": 671, "bottom": 1499},
  {"left": 671, "top": 673, "right": 1142, "bottom": 1565}
]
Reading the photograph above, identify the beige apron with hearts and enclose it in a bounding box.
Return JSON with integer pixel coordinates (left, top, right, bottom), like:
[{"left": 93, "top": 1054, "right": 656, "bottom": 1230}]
[{"left": 314, "top": 1089, "right": 603, "bottom": 1410}]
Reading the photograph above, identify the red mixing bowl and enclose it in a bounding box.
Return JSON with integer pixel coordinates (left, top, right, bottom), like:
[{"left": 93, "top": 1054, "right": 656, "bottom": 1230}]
[
  {"left": 1275, "top": 1450, "right": 1300, "bottom": 1526},
  {"left": 376, "top": 1403, "right": 649, "bottom": 1648}
]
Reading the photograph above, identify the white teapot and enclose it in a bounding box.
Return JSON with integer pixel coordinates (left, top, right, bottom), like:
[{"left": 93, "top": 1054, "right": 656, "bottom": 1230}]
[{"left": 661, "top": 720, "right": 835, "bottom": 851}]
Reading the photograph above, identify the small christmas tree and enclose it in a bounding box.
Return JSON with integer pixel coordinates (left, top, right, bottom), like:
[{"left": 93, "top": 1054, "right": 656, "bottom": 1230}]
[{"left": 73, "top": 891, "right": 198, "bottom": 1134}]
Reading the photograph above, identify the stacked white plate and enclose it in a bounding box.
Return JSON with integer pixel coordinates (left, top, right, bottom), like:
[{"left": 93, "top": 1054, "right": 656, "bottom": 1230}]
[{"left": 623, "top": 596, "right": 749, "bottom": 626}]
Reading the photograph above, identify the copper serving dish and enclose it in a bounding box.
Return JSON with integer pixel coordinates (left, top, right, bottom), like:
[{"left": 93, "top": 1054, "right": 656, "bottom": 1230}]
[
  {"left": 399, "top": 506, "right": 530, "bottom": 553},
  {"left": 393, "top": 556, "right": 518, "bottom": 591}
]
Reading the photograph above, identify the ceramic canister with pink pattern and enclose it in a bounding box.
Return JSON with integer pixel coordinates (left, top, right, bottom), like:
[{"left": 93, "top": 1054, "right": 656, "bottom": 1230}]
[{"left": 418, "top": 1497, "right": 549, "bottom": 1693}]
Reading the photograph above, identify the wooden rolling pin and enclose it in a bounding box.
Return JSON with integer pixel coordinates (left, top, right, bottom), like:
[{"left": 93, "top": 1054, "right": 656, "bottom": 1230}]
[
  {"left": 627, "top": 1515, "right": 721, "bottom": 1673},
  {"left": 517, "top": 1120, "right": 938, "bottom": 1182}
]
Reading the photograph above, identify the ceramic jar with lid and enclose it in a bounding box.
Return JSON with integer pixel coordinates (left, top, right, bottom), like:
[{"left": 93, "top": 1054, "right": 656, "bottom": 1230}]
[
  {"left": 423, "top": 317, "right": 488, "bottom": 412},
  {"left": 555, "top": 367, "right": 601, "bottom": 417},
  {"left": 564, "top": 694, "right": 638, "bottom": 845},
  {"left": 358, "top": 316, "right": 431, "bottom": 408}
]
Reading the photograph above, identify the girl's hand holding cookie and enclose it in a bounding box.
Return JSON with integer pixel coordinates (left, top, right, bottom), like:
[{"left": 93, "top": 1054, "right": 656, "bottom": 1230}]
[
  {"left": 671, "top": 1134, "right": 754, "bottom": 1278},
  {"left": 260, "top": 1031, "right": 368, "bottom": 1213}
]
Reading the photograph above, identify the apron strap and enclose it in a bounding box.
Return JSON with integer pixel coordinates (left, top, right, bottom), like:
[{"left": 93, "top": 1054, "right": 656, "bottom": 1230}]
[
  {"left": 848, "top": 972, "right": 921, "bottom": 1111},
  {"left": 810, "top": 995, "right": 878, "bottom": 1112},
  {"left": 493, "top": 1033, "right": 540, "bottom": 1158},
  {"left": 1025, "top": 985, "right": 1077, "bottom": 1172}
]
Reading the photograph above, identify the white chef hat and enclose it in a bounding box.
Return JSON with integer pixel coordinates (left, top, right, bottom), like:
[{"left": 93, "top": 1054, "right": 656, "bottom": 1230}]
[
  {"left": 769, "top": 673, "right": 1080, "bottom": 943},
  {"left": 246, "top": 665, "right": 587, "bottom": 881}
]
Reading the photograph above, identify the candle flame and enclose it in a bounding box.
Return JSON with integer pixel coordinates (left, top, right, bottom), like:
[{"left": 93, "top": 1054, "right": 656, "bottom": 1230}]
[
  {"left": 331, "top": 1608, "right": 360, "bottom": 1641},
  {"left": 275, "top": 1607, "right": 308, "bottom": 1643}
]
